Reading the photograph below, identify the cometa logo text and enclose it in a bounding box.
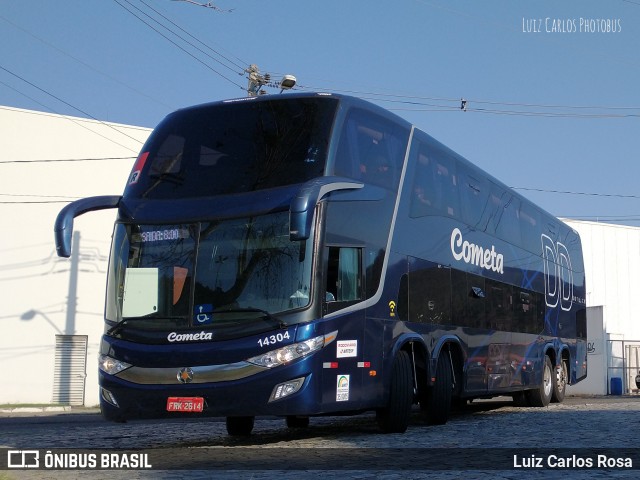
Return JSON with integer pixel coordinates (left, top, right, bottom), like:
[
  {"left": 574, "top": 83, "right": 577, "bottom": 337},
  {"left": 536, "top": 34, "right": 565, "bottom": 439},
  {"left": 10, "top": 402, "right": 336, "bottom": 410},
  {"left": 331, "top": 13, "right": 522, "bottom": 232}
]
[
  {"left": 450, "top": 228, "right": 504, "bottom": 274},
  {"left": 167, "top": 331, "right": 213, "bottom": 342}
]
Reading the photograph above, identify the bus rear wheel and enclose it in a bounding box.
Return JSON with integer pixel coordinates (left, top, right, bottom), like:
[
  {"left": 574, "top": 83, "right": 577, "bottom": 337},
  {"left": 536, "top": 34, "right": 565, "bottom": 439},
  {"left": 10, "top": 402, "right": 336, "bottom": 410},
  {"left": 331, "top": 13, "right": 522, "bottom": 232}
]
[
  {"left": 527, "top": 356, "right": 553, "bottom": 407},
  {"left": 422, "top": 352, "right": 453, "bottom": 425},
  {"left": 376, "top": 350, "right": 413, "bottom": 433},
  {"left": 226, "top": 416, "right": 255, "bottom": 436},
  {"left": 551, "top": 358, "right": 568, "bottom": 403}
]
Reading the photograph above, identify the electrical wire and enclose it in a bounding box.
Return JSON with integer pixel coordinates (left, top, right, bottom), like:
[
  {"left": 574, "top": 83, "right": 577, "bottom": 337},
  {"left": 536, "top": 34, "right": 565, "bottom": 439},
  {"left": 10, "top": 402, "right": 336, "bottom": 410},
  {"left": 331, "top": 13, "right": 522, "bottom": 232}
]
[
  {"left": 0, "top": 70, "right": 144, "bottom": 152},
  {"left": 297, "top": 84, "right": 640, "bottom": 119},
  {"left": 512, "top": 187, "right": 640, "bottom": 200},
  {"left": 0, "top": 156, "right": 136, "bottom": 164},
  {"left": 139, "top": 0, "right": 248, "bottom": 73},
  {"left": 0, "top": 13, "right": 174, "bottom": 111},
  {"left": 112, "top": 0, "right": 245, "bottom": 91},
  {"left": 115, "top": 1, "right": 290, "bottom": 93},
  {"left": 0, "top": 90, "right": 145, "bottom": 155}
]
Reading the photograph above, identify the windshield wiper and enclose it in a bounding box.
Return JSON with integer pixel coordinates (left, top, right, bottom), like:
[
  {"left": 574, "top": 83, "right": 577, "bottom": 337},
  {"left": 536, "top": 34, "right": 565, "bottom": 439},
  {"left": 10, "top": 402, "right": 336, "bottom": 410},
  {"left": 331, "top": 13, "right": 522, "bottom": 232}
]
[
  {"left": 214, "top": 307, "right": 288, "bottom": 329},
  {"left": 148, "top": 172, "right": 184, "bottom": 185},
  {"left": 107, "top": 318, "right": 132, "bottom": 337},
  {"left": 107, "top": 317, "right": 183, "bottom": 336}
]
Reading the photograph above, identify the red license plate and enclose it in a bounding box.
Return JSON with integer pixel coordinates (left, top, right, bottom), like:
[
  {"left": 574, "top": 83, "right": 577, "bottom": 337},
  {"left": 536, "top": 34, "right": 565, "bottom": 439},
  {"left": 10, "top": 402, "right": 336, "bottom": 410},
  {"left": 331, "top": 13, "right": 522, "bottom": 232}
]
[{"left": 166, "top": 397, "right": 204, "bottom": 413}]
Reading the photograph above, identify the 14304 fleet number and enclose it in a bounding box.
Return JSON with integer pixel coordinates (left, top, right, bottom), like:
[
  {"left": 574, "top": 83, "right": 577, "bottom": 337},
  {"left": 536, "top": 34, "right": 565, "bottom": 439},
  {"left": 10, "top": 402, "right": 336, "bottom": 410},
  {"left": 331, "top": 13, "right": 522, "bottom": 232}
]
[{"left": 258, "top": 331, "right": 291, "bottom": 348}]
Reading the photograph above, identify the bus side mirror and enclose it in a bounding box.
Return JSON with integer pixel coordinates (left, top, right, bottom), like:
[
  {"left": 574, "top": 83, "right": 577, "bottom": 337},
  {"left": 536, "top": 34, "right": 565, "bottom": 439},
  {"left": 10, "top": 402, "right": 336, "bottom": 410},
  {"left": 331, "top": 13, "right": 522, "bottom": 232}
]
[
  {"left": 289, "top": 177, "right": 363, "bottom": 241},
  {"left": 54, "top": 195, "right": 121, "bottom": 257}
]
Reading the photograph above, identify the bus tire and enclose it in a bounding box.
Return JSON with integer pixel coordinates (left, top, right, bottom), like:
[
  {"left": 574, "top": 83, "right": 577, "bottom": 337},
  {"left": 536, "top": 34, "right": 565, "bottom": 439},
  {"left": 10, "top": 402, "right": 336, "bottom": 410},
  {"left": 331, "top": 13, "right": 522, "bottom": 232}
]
[
  {"left": 226, "top": 416, "right": 255, "bottom": 436},
  {"left": 286, "top": 415, "right": 310, "bottom": 429},
  {"left": 100, "top": 403, "right": 127, "bottom": 423},
  {"left": 551, "top": 358, "right": 568, "bottom": 403},
  {"left": 527, "top": 356, "right": 553, "bottom": 407},
  {"left": 423, "top": 352, "right": 453, "bottom": 425},
  {"left": 376, "top": 350, "right": 413, "bottom": 433},
  {"left": 512, "top": 391, "right": 530, "bottom": 407}
]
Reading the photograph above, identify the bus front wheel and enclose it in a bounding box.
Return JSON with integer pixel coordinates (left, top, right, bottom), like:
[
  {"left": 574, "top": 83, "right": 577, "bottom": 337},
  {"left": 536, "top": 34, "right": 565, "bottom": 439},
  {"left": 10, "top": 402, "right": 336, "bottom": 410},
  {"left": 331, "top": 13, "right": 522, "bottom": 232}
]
[
  {"left": 376, "top": 350, "right": 413, "bottom": 433},
  {"left": 226, "top": 416, "right": 255, "bottom": 436},
  {"left": 527, "top": 356, "right": 553, "bottom": 407}
]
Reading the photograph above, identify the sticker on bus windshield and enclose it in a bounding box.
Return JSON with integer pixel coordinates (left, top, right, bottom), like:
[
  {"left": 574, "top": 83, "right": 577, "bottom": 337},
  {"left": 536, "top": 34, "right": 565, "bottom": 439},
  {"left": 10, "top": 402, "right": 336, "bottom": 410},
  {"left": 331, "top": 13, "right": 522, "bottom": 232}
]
[
  {"left": 128, "top": 152, "right": 149, "bottom": 185},
  {"left": 336, "top": 375, "right": 350, "bottom": 402},
  {"left": 194, "top": 304, "right": 213, "bottom": 325}
]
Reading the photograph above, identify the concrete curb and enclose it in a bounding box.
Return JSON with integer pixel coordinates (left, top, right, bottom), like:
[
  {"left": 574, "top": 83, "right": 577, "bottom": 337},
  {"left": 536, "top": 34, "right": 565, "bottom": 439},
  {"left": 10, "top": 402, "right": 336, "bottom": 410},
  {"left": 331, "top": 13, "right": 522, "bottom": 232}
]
[
  {"left": 0, "top": 406, "right": 103, "bottom": 415},
  {"left": 0, "top": 406, "right": 72, "bottom": 414}
]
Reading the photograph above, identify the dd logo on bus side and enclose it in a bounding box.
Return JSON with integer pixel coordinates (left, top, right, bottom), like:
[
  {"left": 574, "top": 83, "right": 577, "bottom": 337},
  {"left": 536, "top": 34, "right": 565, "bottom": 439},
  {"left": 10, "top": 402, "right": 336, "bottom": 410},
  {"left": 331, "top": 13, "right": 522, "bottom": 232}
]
[{"left": 541, "top": 234, "right": 573, "bottom": 311}]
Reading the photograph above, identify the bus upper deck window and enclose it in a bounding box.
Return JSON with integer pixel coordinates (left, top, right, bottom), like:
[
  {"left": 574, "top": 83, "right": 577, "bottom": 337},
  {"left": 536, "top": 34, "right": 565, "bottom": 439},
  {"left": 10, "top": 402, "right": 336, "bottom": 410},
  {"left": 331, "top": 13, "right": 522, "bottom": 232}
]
[
  {"left": 333, "top": 108, "right": 409, "bottom": 191},
  {"left": 409, "top": 141, "right": 459, "bottom": 219},
  {"left": 150, "top": 134, "right": 184, "bottom": 175}
]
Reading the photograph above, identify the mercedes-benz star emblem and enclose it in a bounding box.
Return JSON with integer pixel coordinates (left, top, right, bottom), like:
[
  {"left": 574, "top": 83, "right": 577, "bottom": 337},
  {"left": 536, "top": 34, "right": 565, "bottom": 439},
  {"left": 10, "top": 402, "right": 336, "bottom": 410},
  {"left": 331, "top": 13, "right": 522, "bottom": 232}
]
[{"left": 177, "top": 367, "right": 194, "bottom": 384}]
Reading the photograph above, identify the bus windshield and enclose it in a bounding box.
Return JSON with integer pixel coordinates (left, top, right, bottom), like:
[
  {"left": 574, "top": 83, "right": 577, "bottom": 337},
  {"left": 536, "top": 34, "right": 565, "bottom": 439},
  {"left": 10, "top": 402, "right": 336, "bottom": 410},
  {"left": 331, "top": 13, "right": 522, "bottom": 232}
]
[
  {"left": 105, "top": 211, "right": 313, "bottom": 331},
  {"left": 125, "top": 97, "right": 338, "bottom": 199}
]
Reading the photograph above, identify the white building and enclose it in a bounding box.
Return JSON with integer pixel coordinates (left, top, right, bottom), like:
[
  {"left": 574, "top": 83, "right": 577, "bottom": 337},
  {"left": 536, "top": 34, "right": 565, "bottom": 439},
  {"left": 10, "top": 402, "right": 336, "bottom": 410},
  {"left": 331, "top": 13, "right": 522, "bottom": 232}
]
[
  {"left": 0, "top": 105, "right": 638, "bottom": 407},
  {"left": 564, "top": 220, "right": 640, "bottom": 396},
  {"left": 0, "top": 106, "right": 151, "bottom": 407}
]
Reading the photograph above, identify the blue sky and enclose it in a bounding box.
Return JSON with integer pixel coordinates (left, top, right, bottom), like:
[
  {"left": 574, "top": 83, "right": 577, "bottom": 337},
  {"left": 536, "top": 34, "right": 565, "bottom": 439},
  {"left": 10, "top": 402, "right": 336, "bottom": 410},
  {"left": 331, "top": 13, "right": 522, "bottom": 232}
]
[{"left": 1, "top": 0, "right": 639, "bottom": 224}]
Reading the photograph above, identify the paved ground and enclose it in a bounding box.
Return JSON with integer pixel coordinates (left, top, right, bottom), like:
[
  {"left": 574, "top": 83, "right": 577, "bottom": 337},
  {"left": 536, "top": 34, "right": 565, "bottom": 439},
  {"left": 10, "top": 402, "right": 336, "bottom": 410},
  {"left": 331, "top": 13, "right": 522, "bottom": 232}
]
[{"left": 1, "top": 395, "right": 639, "bottom": 479}]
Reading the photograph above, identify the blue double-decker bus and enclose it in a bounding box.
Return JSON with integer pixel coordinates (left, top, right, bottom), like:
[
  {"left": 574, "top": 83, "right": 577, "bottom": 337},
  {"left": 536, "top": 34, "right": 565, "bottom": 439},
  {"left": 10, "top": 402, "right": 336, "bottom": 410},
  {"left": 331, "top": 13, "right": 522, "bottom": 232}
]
[{"left": 55, "top": 93, "right": 586, "bottom": 435}]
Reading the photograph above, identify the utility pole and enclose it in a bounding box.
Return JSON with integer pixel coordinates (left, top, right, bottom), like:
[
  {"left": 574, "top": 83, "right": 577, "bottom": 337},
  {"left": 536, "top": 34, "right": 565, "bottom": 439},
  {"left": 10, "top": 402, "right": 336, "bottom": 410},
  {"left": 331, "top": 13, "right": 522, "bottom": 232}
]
[
  {"left": 245, "top": 64, "right": 270, "bottom": 96},
  {"left": 65, "top": 231, "right": 80, "bottom": 335},
  {"left": 245, "top": 64, "right": 297, "bottom": 96}
]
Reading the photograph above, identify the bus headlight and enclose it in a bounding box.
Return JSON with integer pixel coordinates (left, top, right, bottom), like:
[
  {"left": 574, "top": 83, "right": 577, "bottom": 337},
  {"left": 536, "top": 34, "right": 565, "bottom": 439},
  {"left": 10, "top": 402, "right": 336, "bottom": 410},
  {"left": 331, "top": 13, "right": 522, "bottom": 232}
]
[
  {"left": 247, "top": 331, "right": 337, "bottom": 368},
  {"left": 99, "top": 354, "right": 132, "bottom": 375}
]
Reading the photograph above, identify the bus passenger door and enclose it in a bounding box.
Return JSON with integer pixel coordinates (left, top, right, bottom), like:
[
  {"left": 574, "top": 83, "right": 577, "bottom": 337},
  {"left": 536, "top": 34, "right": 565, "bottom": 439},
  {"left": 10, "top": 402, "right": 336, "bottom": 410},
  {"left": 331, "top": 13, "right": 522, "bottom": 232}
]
[{"left": 321, "top": 246, "right": 367, "bottom": 409}]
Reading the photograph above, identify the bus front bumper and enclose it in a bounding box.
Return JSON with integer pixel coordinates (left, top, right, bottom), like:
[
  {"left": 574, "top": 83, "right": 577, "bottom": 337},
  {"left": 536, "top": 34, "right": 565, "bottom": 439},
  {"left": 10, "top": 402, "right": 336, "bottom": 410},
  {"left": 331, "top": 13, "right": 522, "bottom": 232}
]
[{"left": 98, "top": 359, "right": 321, "bottom": 420}]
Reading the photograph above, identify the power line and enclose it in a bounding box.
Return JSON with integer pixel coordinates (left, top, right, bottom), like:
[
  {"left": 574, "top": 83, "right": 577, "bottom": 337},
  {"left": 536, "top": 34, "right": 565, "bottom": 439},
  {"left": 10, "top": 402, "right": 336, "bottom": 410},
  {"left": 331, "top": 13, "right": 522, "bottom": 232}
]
[
  {"left": 0, "top": 13, "right": 174, "bottom": 111},
  {"left": 4, "top": 184, "right": 639, "bottom": 202},
  {"left": 0, "top": 156, "right": 136, "bottom": 164},
  {"left": 0, "top": 193, "right": 79, "bottom": 200},
  {"left": 0, "top": 200, "right": 77, "bottom": 204},
  {"left": 512, "top": 187, "right": 640, "bottom": 200},
  {"left": 140, "top": 0, "right": 248, "bottom": 72},
  {"left": 296, "top": 84, "right": 640, "bottom": 119},
  {"left": 112, "top": 0, "right": 245, "bottom": 91},
  {"left": 115, "top": 0, "right": 290, "bottom": 96},
  {"left": 134, "top": 0, "right": 244, "bottom": 76},
  {"left": 0, "top": 193, "right": 82, "bottom": 204},
  {"left": 0, "top": 65, "right": 146, "bottom": 148},
  {"left": 564, "top": 214, "right": 640, "bottom": 221},
  {"left": 0, "top": 71, "right": 142, "bottom": 151}
]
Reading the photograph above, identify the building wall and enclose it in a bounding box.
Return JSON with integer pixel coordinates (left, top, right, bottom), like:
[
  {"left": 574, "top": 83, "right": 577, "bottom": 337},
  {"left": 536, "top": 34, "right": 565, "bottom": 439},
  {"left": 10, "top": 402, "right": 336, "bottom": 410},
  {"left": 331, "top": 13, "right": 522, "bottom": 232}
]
[
  {"left": 566, "top": 306, "right": 606, "bottom": 395},
  {"left": 567, "top": 219, "right": 640, "bottom": 339},
  {"left": 564, "top": 219, "right": 640, "bottom": 395},
  {"left": 0, "top": 106, "right": 151, "bottom": 406}
]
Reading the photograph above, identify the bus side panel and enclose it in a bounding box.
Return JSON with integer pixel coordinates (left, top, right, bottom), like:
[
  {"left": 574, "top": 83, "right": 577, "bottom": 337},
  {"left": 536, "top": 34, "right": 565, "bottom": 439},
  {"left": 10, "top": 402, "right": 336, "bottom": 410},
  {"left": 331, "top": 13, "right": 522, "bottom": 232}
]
[{"left": 318, "top": 311, "right": 368, "bottom": 411}]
